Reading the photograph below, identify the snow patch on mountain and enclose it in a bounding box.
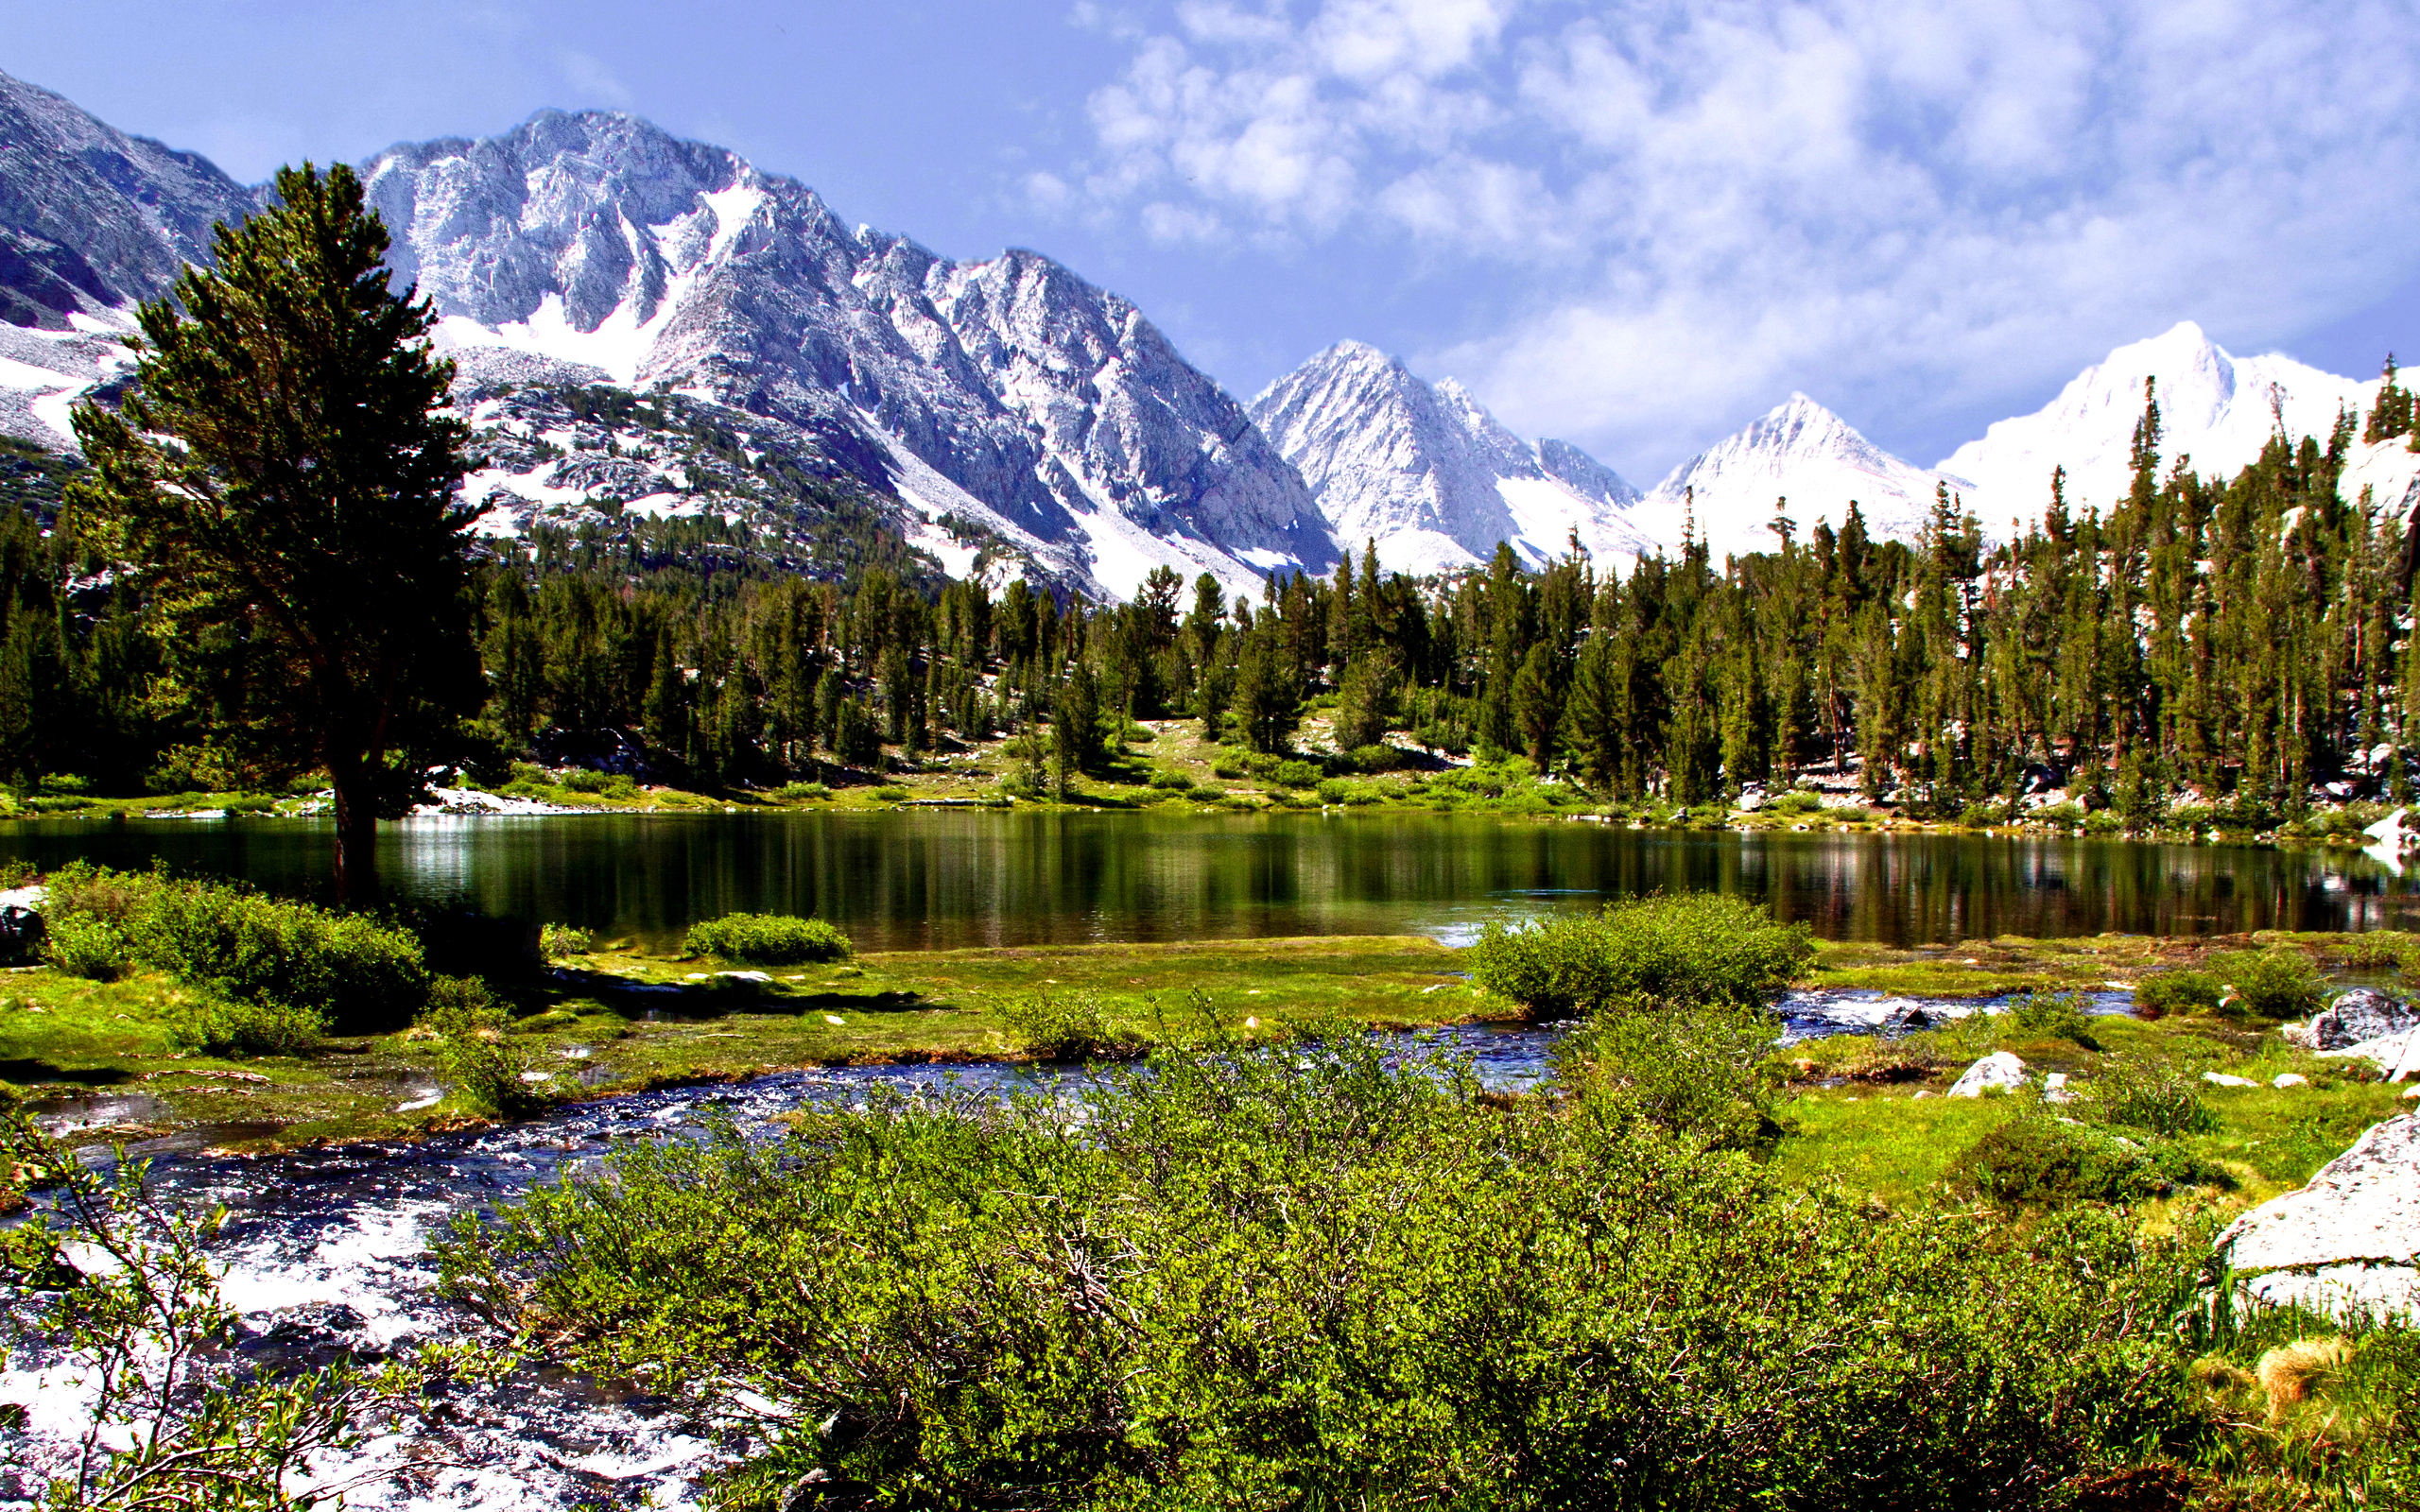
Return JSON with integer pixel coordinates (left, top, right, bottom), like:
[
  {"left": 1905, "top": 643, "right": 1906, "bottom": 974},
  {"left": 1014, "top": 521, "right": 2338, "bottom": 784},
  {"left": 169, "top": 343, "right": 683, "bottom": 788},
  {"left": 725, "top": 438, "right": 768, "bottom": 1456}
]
[
  {"left": 1640, "top": 394, "right": 1968, "bottom": 557},
  {"left": 1251, "top": 340, "right": 1656, "bottom": 576},
  {"left": 1939, "top": 322, "right": 2377, "bottom": 528}
]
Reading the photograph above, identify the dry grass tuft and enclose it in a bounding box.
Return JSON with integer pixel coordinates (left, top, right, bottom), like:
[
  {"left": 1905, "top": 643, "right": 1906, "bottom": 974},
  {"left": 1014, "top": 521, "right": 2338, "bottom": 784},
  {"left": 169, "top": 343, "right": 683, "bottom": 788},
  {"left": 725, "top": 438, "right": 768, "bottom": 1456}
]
[{"left": 2255, "top": 1337, "right": 2349, "bottom": 1418}]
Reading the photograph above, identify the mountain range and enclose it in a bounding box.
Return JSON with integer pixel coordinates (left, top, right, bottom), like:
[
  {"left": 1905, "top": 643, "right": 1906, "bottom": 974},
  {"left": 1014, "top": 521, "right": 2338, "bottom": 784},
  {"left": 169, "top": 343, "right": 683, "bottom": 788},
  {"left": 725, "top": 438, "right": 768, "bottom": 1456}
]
[{"left": 4, "top": 65, "right": 2417, "bottom": 594}]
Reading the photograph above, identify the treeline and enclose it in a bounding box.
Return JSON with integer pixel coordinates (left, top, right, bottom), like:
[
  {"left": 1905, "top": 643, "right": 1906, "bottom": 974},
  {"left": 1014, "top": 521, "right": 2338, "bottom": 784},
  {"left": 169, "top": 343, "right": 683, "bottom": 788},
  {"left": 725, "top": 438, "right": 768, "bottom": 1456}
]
[{"left": 6, "top": 386, "right": 2418, "bottom": 823}]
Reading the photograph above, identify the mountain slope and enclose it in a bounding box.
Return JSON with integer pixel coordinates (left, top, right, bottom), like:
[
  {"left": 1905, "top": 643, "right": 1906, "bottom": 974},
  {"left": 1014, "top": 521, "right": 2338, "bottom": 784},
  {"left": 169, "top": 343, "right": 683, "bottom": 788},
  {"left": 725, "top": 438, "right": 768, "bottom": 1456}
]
[
  {"left": 0, "top": 70, "right": 259, "bottom": 330},
  {"left": 0, "top": 75, "right": 1336, "bottom": 599},
  {"left": 1939, "top": 321, "right": 2389, "bottom": 527},
  {"left": 1639, "top": 394, "right": 1969, "bottom": 557},
  {"left": 361, "top": 110, "right": 1333, "bottom": 598},
  {"left": 1250, "top": 340, "right": 1656, "bottom": 575}
]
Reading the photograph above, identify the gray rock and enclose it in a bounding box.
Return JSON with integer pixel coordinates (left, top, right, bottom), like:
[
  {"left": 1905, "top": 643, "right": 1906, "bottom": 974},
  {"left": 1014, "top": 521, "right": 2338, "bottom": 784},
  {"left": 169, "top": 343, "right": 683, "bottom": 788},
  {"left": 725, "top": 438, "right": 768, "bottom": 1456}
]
[
  {"left": 2308, "top": 988, "right": 2420, "bottom": 1051},
  {"left": 1946, "top": 1051, "right": 2026, "bottom": 1098},
  {"left": 2217, "top": 1113, "right": 2420, "bottom": 1321},
  {"left": 0, "top": 68, "right": 260, "bottom": 330},
  {"left": 0, "top": 902, "right": 41, "bottom": 966},
  {"left": 1880, "top": 1002, "right": 1938, "bottom": 1035}
]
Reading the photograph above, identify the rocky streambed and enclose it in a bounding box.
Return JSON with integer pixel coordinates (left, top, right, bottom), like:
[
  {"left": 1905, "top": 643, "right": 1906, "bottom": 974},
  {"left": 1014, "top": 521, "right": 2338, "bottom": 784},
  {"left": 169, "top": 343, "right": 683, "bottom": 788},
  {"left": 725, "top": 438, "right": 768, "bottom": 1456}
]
[{"left": 1, "top": 987, "right": 2409, "bottom": 1510}]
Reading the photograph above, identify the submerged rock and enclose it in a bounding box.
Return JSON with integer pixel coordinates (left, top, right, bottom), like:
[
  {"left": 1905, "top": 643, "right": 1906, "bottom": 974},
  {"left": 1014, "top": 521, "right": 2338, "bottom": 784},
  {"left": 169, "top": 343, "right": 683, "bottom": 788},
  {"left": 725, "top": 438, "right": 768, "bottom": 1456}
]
[
  {"left": 2216, "top": 1113, "right": 2420, "bottom": 1321},
  {"left": 1947, "top": 1051, "right": 2026, "bottom": 1098},
  {"left": 1879, "top": 1002, "right": 1937, "bottom": 1036}
]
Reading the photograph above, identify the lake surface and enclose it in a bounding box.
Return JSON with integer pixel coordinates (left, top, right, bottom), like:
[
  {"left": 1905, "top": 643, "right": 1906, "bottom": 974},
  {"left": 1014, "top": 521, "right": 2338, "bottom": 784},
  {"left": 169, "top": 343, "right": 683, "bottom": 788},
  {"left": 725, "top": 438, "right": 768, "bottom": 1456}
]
[{"left": 3, "top": 810, "right": 2412, "bottom": 948}]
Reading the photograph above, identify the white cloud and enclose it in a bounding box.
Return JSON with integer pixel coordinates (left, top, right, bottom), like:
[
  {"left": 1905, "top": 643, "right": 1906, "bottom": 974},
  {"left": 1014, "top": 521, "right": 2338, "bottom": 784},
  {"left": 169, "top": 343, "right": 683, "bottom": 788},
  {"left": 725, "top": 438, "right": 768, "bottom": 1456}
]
[
  {"left": 1063, "top": 0, "right": 2420, "bottom": 473},
  {"left": 554, "top": 48, "right": 633, "bottom": 108}
]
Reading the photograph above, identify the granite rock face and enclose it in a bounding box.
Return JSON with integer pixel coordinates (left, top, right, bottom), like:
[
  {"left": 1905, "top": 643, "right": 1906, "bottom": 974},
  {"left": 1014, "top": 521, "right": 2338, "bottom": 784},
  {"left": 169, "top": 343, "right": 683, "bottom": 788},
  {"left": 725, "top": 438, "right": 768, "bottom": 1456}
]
[
  {"left": 358, "top": 111, "right": 1333, "bottom": 596},
  {"left": 0, "top": 69, "right": 260, "bottom": 330},
  {"left": 2217, "top": 1113, "right": 2420, "bottom": 1321},
  {"left": 0, "top": 75, "right": 1334, "bottom": 597},
  {"left": 1251, "top": 340, "right": 1656, "bottom": 576}
]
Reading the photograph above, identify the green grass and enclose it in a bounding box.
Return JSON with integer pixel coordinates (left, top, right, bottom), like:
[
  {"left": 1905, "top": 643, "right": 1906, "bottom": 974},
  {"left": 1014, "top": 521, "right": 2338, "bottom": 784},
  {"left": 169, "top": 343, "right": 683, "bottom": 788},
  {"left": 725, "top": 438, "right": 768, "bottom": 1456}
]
[{"left": 0, "top": 934, "right": 1487, "bottom": 1149}]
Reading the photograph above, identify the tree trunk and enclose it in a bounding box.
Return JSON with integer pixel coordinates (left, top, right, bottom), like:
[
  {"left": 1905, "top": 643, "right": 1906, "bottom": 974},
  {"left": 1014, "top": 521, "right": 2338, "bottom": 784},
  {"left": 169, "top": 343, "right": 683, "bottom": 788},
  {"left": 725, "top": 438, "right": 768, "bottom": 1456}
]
[{"left": 329, "top": 771, "right": 382, "bottom": 910}]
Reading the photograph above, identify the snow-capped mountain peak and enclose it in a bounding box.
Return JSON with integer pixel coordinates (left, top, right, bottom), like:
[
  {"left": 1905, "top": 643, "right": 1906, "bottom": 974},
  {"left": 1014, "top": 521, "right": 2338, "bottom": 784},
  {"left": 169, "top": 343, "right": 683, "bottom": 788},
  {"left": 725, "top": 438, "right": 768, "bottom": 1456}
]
[
  {"left": 1640, "top": 393, "right": 1967, "bottom": 557},
  {"left": 1938, "top": 320, "right": 2377, "bottom": 528},
  {"left": 1251, "top": 340, "right": 1654, "bottom": 576}
]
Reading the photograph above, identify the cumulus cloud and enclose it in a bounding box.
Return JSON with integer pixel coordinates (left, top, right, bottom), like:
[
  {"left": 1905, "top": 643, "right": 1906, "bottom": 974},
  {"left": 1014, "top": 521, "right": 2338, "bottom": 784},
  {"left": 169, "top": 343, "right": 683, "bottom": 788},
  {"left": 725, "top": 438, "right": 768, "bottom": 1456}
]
[{"left": 1063, "top": 0, "right": 2420, "bottom": 472}]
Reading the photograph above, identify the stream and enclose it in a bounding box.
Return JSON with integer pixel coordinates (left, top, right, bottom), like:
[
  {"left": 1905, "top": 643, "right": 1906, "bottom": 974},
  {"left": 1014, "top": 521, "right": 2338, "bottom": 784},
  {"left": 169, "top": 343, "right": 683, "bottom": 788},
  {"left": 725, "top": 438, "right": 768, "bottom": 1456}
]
[{"left": 2, "top": 987, "right": 2130, "bottom": 1509}]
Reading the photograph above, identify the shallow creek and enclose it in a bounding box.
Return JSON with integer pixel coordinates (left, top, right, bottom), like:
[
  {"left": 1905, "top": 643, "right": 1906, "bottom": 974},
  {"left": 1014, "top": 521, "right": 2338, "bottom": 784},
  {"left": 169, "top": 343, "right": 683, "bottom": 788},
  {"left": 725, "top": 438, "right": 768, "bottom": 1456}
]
[{"left": 2, "top": 988, "right": 2127, "bottom": 1510}]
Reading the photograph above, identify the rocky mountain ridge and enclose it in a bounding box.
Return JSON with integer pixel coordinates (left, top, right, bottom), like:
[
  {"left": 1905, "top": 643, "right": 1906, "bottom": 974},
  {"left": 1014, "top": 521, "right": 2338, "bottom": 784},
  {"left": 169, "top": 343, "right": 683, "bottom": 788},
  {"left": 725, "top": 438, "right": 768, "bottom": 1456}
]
[{"left": 1249, "top": 340, "right": 1655, "bottom": 576}]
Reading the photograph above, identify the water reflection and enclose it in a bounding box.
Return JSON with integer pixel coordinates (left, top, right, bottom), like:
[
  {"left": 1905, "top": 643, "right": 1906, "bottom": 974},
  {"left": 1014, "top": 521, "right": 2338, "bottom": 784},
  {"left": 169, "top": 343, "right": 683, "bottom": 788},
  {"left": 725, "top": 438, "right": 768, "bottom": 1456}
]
[{"left": 1, "top": 811, "right": 2410, "bottom": 950}]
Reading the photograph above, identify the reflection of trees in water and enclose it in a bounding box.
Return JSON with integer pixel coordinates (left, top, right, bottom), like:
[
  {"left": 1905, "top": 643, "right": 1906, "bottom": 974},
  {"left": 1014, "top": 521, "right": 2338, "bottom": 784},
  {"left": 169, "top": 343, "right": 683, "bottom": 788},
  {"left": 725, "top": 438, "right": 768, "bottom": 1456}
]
[{"left": 0, "top": 816, "right": 2411, "bottom": 951}]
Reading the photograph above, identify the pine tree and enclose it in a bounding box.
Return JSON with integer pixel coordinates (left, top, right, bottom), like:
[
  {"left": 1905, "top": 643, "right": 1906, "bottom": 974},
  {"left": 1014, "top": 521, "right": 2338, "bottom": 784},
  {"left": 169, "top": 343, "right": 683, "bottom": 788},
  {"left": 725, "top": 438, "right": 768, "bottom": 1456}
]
[{"left": 69, "top": 163, "right": 475, "bottom": 904}]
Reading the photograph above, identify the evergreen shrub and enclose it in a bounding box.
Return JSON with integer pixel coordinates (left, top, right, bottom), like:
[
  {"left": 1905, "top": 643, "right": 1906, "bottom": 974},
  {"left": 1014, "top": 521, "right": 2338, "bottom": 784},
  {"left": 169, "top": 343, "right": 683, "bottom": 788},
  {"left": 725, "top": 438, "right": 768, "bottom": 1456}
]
[
  {"left": 1961, "top": 1112, "right": 2223, "bottom": 1207},
  {"left": 684, "top": 913, "right": 853, "bottom": 965},
  {"left": 1466, "top": 893, "right": 1814, "bottom": 1021},
  {"left": 2003, "top": 989, "right": 2099, "bottom": 1046},
  {"left": 996, "top": 988, "right": 1141, "bottom": 1062},
  {"left": 539, "top": 923, "right": 594, "bottom": 961},
  {"left": 42, "top": 864, "right": 426, "bottom": 1032},
  {"left": 2133, "top": 971, "right": 2223, "bottom": 1019},
  {"left": 447, "top": 1035, "right": 2204, "bottom": 1509},
  {"left": 2206, "top": 948, "right": 2325, "bottom": 1020},
  {"left": 170, "top": 996, "right": 325, "bottom": 1058}
]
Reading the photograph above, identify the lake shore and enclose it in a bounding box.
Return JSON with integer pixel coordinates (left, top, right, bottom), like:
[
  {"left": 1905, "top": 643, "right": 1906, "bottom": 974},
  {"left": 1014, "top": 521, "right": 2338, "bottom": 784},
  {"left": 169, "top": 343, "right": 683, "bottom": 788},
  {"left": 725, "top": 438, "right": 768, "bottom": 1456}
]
[
  {"left": 4, "top": 713, "right": 2399, "bottom": 853},
  {"left": 6, "top": 928, "right": 2408, "bottom": 1158}
]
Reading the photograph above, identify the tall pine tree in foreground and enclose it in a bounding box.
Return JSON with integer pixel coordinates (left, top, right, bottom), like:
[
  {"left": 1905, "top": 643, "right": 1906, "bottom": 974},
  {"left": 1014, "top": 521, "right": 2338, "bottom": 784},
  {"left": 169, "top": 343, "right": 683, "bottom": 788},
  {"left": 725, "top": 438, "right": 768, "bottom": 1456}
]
[{"left": 70, "top": 163, "right": 477, "bottom": 905}]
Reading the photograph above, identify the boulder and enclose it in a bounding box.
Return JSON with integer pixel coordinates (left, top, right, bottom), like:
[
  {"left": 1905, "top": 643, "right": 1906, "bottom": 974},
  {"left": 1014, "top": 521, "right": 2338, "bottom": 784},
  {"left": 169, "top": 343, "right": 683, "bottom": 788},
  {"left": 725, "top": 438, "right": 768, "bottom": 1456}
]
[
  {"left": 2306, "top": 988, "right": 2420, "bottom": 1051},
  {"left": 2273, "top": 1073, "right": 2308, "bottom": 1089},
  {"left": 2317, "top": 1028, "right": 2420, "bottom": 1080},
  {"left": 0, "top": 903, "right": 43, "bottom": 966},
  {"left": 2043, "top": 1072, "right": 2077, "bottom": 1104},
  {"left": 1879, "top": 1002, "right": 1937, "bottom": 1035},
  {"left": 2215, "top": 1113, "right": 2420, "bottom": 1322},
  {"left": 1946, "top": 1051, "right": 2027, "bottom": 1098},
  {"left": 2204, "top": 1072, "right": 2256, "bottom": 1088}
]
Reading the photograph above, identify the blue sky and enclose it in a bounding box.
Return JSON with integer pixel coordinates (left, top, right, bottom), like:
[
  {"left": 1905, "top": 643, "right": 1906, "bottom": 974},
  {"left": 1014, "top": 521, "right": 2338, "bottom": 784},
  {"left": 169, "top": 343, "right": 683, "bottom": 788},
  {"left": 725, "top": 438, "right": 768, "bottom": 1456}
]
[{"left": 9, "top": 0, "right": 2420, "bottom": 486}]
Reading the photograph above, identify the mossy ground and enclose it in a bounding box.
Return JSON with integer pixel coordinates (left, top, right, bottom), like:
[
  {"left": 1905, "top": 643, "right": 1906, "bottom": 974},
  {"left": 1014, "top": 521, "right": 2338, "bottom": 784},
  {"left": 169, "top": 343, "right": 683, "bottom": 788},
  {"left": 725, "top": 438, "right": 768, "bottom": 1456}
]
[{"left": 0, "top": 935, "right": 1484, "bottom": 1151}]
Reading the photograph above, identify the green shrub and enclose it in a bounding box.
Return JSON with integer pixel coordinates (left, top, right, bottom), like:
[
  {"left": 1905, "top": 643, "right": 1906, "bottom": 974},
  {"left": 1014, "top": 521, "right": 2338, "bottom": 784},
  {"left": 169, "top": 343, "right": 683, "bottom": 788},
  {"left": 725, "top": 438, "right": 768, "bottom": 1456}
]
[
  {"left": 2207, "top": 947, "right": 2326, "bottom": 1020},
  {"left": 1556, "top": 1000, "right": 1781, "bottom": 1150},
  {"left": 1146, "top": 769, "right": 1196, "bottom": 792},
  {"left": 2133, "top": 971, "right": 2222, "bottom": 1019},
  {"left": 1210, "top": 757, "right": 1246, "bottom": 780},
  {"left": 41, "top": 864, "right": 427, "bottom": 1032},
  {"left": 2034, "top": 802, "right": 2087, "bottom": 827},
  {"left": 170, "top": 996, "right": 325, "bottom": 1058},
  {"left": 419, "top": 973, "right": 510, "bottom": 1038},
  {"left": 1315, "top": 778, "right": 1349, "bottom": 804},
  {"left": 1271, "top": 760, "right": 1322, "bottom": 789},
  {"left": 684, "top": 913, "right": 853, "bottom": 965},
  {"left": 1961, "top": 1112, "right": 2225, "bottom": 1207},
  {"left": 1826, "top": 804, "right": 1873, "bottom": 823},
  {"left": 2083, "top": 1058, "right": 2217, "bottom": 1137},
  {"left": 1346, "top": 744, "right": 1399, "bottom": 773},
  {"left": 872, "top": 784, "right": 910, "bottom": 802},
  {"left": 538, "top": 923, "right": 594, "bottom": 961},
  {"left": 1765, "top": 790, "right": 1826, "bottom": 816},
  {"left": 134, "top": 882, "right": 427, "bottom": 1035},
  {"left": 43, "top": 913, "right": 129, "bottom": 981},
  {"left": 996, "top": 988, "right": 1141, "bottom": 1062},
  {"left": 774, "top": 781, "right": 831, "bottom": 801},
  {"left": 2002, "top": 988, "right": 2099, "bottom": 1046},
  {"left": 447, "top": 1036, "right": 2205, "bottom": 1509},
  {"left": 1465, "top": 893, "right": 1815, "bottom": 1021},
  {"left": 561, "top": 768, "right": 608, "bottom": 794}
]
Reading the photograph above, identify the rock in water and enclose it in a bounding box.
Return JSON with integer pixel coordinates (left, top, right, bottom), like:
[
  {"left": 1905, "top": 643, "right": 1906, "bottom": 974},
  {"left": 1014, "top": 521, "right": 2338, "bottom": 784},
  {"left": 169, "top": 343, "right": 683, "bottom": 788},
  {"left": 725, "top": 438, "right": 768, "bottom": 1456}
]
[
  {"left": 1879, "top": 1002, "right": 1937, "bottom": 1035},
  {"left": 2216, "top": 1113, "right": 2420, "bottom": 1321},
  {"left": 1946, "top": 1051, "right": 2026, "bottom": 1098},
  {"left": 2304, "top": 988, "right": 2420, "bottom": 1051}
]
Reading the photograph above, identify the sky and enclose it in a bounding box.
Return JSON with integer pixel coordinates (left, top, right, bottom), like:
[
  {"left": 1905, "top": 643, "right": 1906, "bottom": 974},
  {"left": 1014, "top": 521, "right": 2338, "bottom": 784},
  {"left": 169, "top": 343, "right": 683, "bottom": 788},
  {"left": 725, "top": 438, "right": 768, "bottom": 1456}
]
[{"left": 9, "top": 0, "right": 2420, "bottom": 488}]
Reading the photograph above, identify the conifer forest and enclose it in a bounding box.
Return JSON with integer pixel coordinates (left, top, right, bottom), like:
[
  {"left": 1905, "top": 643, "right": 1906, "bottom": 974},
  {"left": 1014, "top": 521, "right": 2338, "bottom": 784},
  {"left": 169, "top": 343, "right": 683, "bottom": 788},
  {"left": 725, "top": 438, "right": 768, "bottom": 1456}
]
[{"left": 6, "top": 379, "right": 2419, "bottom": 832}]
